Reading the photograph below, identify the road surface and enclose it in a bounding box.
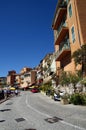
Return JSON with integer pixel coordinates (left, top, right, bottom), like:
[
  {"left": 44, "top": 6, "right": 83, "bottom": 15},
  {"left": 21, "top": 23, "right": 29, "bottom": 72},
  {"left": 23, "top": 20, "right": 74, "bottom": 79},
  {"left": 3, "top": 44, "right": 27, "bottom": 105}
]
[{"left": 0, "top": 91, "right": 86, "bottom": 130}]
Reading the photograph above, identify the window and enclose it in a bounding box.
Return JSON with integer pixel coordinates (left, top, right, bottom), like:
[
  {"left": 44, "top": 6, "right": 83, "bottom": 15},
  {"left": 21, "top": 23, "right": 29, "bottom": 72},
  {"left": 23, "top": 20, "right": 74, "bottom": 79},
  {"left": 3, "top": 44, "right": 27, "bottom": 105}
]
[
  {"left": 69, "top": 4, "right": 72, "bottom": 17},
  {"left": 66, "top": 0, "right": 69, "bottom": 4},
  {"left": 71, "top": 26, "right": 75, "bottom": 43}
]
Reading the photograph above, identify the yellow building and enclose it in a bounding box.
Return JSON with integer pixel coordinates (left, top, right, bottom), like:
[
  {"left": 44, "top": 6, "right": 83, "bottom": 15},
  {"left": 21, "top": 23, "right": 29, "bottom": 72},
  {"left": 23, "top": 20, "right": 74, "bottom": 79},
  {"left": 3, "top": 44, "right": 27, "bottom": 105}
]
[{"left": 52, "top": 0, "right": 86, "bottom": 77}]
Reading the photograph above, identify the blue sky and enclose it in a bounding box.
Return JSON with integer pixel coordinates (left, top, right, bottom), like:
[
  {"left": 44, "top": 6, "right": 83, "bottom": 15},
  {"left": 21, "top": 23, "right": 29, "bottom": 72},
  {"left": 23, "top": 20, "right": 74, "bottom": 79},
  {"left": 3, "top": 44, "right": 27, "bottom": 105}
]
[{"left": 0, "top": 0, "right": 57, "bottom": 77}]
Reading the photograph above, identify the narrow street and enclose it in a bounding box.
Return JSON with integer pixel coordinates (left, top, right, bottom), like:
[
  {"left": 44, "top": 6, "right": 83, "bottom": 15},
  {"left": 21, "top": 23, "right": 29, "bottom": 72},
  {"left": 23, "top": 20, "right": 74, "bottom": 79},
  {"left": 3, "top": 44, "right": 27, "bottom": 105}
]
[{"left": 0, "top": 91, "right": 86, "bottom": 130}]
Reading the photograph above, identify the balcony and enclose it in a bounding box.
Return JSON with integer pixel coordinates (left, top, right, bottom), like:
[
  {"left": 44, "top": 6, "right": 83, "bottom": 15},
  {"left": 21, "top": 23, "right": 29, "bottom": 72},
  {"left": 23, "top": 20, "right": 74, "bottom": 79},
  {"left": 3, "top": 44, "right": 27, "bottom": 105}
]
[
  {"left": 55, "top": 42, "right": 71, "bottom": 61},
  {"left": 52, "top": 1, "right": 67, "bottom": 29},
  {"left": 46, "top": 68, "right": 55, "bottom": 76},
  {"left": 55, "top": 22, "right": 68, "bottom": 45},
  {"left": 21, "top": 77, "right": 24, "bottom": 80},
  {"left": 24, "top": 73, "right": 30, "bottom": 77}
]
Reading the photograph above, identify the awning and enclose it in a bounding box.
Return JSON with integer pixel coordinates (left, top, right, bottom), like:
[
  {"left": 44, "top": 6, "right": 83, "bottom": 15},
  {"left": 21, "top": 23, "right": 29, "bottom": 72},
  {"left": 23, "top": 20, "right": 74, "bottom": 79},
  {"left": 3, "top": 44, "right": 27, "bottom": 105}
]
[{"left": 9, "top": 87, "right": 15, "bottom": 90}]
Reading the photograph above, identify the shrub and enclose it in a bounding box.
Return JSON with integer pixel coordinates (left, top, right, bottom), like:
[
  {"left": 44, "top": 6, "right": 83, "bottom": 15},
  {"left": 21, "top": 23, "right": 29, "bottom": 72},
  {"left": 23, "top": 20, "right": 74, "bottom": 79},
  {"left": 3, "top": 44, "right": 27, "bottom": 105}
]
[
  {"left": 81, "top": 77, "right": 86, "bottom": 86},
  {"left": 59, "top": 71, "right": 81, "bottom": 87},
  {"left": 82, "top": 93, "right": 86, "bottom": 104},
  {"left": 40, "top": 81, "right": 54, "bottom": 96},
  {"left": 59, "top": 71, "right": 70, "bottom": 86},
  {"left": 70, "top": 93, "right": 86, "bottom": 105}
]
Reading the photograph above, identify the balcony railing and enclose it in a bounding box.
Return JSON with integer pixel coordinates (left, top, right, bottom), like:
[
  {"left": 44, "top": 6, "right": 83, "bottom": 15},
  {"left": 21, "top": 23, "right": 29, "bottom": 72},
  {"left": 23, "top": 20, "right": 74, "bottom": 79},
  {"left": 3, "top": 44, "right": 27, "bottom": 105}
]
[
  {"left": 55, "top": 21, "right": 69, "bottom": 45},
  {"left": 52, "top": 0, "right": 67, "bottom": 29},
  {"left": 59, "top": 0, "right": 67, "bottom": 8},
  {"left": 56, "top": 21, "right": 67, "bottom": 37},
  {"left": 55, "top": 41, "right": 71, "bottom": 61}
]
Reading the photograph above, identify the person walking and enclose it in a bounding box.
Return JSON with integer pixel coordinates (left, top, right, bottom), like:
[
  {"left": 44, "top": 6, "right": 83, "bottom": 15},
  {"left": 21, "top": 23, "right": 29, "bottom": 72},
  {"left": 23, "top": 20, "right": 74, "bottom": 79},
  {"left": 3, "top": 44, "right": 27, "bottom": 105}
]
[
  {"left": 4, "top": 89, "right": 7, "bottom": 99},
  {"left": 15, "top": 89, "right": 18, "bottom": 96}
]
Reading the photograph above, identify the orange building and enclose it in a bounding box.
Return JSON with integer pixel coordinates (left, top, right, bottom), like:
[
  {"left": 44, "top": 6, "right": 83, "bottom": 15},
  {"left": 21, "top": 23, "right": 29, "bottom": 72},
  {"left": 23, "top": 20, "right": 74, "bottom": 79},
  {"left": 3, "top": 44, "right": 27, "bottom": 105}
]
[
  {"left": 19, "top": 67, "right": 37, "bottom": 89},
  {"left": 7, "top": 70, "right": 16, "bottom": 86},
  {"left": 52, "top": 0, "right": 86, "bottom": 77}
]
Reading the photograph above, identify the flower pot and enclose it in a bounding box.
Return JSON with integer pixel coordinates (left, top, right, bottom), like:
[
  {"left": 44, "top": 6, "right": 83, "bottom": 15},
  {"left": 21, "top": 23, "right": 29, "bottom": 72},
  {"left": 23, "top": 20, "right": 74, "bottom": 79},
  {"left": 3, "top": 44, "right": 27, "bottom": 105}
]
[{"left": 61, "top": 98, "right": 69, "bottom": 105}]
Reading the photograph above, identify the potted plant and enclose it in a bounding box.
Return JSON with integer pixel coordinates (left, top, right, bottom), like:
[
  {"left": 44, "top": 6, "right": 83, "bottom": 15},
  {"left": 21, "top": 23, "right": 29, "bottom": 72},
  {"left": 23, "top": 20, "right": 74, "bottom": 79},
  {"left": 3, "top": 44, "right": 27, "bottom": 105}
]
[{"left": 60, "top": 93, "right": 69, "bottom": 105}]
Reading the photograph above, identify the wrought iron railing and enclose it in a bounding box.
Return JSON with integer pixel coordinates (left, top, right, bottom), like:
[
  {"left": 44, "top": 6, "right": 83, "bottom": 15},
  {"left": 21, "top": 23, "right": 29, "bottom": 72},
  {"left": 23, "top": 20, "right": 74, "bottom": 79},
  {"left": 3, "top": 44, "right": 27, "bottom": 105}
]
[{"left": 55, "top": 41, "right": 70, "bottom": 60}]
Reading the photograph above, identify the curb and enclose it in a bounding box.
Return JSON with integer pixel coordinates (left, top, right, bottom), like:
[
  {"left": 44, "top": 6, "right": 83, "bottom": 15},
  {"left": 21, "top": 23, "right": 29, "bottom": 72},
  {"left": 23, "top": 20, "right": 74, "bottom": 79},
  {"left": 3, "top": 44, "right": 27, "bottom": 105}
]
[
  {"left": 0, "top": 95, "right": 15, "bottom": 104},
  {"left": 0, "top": 98, "right": 7, "bottom": 104}
]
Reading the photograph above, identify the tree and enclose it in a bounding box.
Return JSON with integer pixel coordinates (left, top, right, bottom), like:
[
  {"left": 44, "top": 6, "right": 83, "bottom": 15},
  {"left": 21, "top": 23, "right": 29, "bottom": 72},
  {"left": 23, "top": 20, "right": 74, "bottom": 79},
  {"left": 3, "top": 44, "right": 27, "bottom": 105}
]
[
  {"left": 59, "top": 71, "right": 81, "bottom": 87},
  {"left": 72, "top": 44, "right": 86, "bottom": 77}
]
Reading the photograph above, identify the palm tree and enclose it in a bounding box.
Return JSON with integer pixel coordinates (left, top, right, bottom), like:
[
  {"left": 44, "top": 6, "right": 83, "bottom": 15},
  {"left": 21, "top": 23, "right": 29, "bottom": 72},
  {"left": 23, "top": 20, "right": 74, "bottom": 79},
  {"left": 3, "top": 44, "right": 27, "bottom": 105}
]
[{"left": 72, "top": 44, "right": 86, "bottom": 77}]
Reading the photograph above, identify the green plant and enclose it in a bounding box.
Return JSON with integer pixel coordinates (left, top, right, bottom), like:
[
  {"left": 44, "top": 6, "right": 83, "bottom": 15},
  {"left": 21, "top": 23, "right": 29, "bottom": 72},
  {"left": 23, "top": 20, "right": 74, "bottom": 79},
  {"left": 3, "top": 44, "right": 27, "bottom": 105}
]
[
  {"left": 50, "top": 89, "right": 54, "bottom": 96},
  {"left": 69, "top": 73, "right": 82, "bottom": 87},
  {"left": 72, "top": 44, "right": 86, "bottom": 76},
  {"left": 40, "top": 81, "right": 54, "bottom": 96},
  {"left": 83, "top": 93, "right": 86, "bottom": 104},
  {"left": 60, "top": 93, "right": 69, "bottom": 104},
  {"left": 76, "top": 69, "right": 82, "bottom": 78},
  {"left": 59, "top": 71, "right": 70, "bottom": 86},
  {"left": 61, "top": 93, "right": 69, "bottom": 99},
  {"left": 59, "top": 71, "right": 81, "bottom": 87},
  {"left": 70, "top": 93, "right": 86, "bottom": 105},
  {"left": 70, "top": 93, "right": 81, "bottom": 105},
  {"left": 81, "top": 77, "right": 86, "bottom": 86}
]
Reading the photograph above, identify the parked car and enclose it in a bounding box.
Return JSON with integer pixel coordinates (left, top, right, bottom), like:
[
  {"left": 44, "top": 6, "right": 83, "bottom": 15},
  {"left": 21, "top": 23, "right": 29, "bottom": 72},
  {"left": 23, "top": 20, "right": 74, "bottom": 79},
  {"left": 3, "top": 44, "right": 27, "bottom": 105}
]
[
  {"left": 60, "top": 91, "right": 65, "bottom": 96},
  {"left": 31, "top": 88, "right": 39, "bottom": 93},
  {"left": 54, "top": 93, "right": 60, "bottom": 101}
]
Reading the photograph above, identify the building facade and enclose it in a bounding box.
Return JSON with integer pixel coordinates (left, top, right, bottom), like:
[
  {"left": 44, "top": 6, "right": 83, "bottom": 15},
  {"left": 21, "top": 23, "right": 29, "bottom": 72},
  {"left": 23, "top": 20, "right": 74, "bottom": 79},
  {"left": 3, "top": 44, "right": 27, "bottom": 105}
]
[
  {"left": 52, "top": 0, "right": 86, "bottom": 77},
  {"left": 7, "top": 70, "right": 16, "bottom": 86},
  {"left": 20, "top": 68, "right": 37, "bottom": 89},
  {"left": 0, "top": 77, "right": 7, "bottom": 88}
]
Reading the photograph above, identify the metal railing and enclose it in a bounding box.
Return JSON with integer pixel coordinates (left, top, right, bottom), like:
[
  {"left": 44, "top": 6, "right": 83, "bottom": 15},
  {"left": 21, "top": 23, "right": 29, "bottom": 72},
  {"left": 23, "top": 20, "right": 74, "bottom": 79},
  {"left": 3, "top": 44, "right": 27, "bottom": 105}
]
[
  {"left": 59, "top": 0, "right": 67, "bottom": 8},
  {"left": 55, "top": 21, "right": 67, "bottom": 42},
  {"left": 55, "top": 41, "right": 70, "bottom": 60}
]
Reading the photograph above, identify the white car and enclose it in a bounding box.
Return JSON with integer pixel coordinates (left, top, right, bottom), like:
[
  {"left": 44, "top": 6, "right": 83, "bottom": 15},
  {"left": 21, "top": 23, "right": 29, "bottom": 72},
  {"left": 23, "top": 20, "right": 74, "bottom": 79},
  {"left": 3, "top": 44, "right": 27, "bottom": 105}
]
[{"left": 60, "top": 91, "right": 65, "bottom": 96}]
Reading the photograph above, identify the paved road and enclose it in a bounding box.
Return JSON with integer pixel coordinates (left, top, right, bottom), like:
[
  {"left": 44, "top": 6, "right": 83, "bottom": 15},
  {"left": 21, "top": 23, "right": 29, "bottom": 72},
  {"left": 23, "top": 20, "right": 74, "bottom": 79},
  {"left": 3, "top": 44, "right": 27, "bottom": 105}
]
[{"left": 0, "top": 91, "right": 86, "bottom": 130}]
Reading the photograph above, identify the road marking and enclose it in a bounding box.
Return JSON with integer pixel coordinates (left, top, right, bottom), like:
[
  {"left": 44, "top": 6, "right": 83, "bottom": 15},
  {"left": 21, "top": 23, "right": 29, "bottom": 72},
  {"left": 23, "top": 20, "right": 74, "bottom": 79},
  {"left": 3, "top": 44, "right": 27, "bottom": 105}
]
[
  {"left": 26, "top": 95, "right": 51, "bottom": 118},
  {"left": 60, "top": 121, "right": 86, "bottom": 130},
  {"left": 26, "top": 94, "right": 86, "bottom": 130}
]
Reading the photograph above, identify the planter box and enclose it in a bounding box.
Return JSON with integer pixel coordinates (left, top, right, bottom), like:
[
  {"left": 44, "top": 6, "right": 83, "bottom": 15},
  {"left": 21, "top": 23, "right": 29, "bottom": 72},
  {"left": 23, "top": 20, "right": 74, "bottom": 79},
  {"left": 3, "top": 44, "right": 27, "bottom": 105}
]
[
  {"left": 61, "top": 98, "right": 69, "bottom": 105},
  {"left": 41, "top": 91, "right": 46, "bottom": 96}
]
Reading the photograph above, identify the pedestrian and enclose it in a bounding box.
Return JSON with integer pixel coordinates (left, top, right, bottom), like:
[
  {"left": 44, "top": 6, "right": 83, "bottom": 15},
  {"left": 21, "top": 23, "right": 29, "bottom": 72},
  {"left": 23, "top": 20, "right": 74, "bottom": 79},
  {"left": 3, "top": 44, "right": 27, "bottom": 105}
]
[
  {"left": 4, "top": 89, "right": 7, "bottom": 99},
  {"left": 15, "top": 89, "right": 18, "bottom": 96},
  {"left": 0, "top": 89, "right": 4, "bottom": 100}
]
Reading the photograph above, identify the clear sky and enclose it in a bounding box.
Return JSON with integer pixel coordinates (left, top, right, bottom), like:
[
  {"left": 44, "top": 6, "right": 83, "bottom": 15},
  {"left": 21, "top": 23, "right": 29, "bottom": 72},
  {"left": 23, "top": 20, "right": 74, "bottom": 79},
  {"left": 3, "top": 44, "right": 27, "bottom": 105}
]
[{"left": 0, "top": 0, "right": 57, "bottom": 77}]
